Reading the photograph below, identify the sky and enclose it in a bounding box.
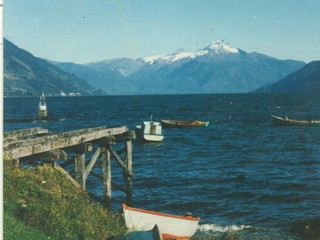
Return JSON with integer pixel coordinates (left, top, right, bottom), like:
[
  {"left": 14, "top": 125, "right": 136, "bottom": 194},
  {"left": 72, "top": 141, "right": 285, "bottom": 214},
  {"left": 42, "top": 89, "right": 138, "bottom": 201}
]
[{"left": 4, "top": 0, "right": 320, "bottom": 64}]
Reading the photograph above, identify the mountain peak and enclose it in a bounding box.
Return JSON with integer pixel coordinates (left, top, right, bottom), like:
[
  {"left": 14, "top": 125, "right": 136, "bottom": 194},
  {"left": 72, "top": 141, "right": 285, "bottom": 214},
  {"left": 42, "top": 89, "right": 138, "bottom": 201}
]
[
  {"left": 205, "top": 40, "right": 239, "bottom": 54},
  {"left": 143, "top": 40, "right": 239, "bottom": 64}
]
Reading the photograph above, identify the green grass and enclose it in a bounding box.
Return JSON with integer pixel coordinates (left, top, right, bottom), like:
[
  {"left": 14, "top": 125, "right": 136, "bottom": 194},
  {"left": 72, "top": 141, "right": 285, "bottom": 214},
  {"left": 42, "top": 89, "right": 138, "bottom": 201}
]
[
  {"left": 4, "top": 162, "right": 126, "bottom": 240},
  {"left": 4, "top": 213, "right": 52, "bottom": 240}
]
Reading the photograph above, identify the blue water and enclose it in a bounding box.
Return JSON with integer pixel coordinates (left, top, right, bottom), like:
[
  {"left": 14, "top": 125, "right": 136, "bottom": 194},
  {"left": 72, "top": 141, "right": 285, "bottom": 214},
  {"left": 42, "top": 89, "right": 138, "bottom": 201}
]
[{"left": 4, "top": 93, "right": 320, "bottom": 239}]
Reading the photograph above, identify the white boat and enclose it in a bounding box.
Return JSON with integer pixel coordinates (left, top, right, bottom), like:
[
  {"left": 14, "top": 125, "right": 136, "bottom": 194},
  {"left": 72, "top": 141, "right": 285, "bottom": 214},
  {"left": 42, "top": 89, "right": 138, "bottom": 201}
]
[
  {"left": 135, "top": 116, "right": 164, "bottom": 142},
  {"left": 271, "top": 114, "right": 320, "bottom": 126},
  {"left": 38, "top": 91, "right": 47, "bottom": 118},
  {"left": 122, "top": 204, "right": 200, "bottom": 240}
]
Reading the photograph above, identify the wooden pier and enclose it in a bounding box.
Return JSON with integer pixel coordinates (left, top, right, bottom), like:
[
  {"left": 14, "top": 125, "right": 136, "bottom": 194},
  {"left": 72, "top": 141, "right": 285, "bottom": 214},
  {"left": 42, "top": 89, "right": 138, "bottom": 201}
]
[{"left": 3, "top": 126, "right": 135, "bottom": 209}]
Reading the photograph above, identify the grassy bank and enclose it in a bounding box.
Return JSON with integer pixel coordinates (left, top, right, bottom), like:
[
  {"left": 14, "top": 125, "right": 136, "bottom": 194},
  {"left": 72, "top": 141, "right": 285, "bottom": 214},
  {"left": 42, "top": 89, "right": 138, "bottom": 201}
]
[
  {"left": 3, "top": 162, "right": 126, "bottom": 240},
  {"left": 3, "top": 161, "right": 218, "bottom": 240}
]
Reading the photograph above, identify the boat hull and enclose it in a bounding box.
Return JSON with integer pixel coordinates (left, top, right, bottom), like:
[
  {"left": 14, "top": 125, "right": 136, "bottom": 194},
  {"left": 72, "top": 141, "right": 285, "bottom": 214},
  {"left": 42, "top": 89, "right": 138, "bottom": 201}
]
[
  {"left": 122, "top": 204, "right": 200, "bottom": 240},
  {"left": 161, "top": 120, "right": 209, "bottom": 128},
  {"left": 271, "top": 115, "right": 320, "bottom": 126},
  {"left": 143, "top": 134, "right": 164, "bottom": 142}
]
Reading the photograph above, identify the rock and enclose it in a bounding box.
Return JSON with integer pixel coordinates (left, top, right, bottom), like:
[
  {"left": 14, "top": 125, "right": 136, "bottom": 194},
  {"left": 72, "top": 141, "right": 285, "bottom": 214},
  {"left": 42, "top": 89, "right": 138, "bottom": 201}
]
[
  {"left": 291, "top": 218, "right": 320, "bottom": 240},
  {"left": 220, "top": 229, "right": 243, "bottom": 240}
]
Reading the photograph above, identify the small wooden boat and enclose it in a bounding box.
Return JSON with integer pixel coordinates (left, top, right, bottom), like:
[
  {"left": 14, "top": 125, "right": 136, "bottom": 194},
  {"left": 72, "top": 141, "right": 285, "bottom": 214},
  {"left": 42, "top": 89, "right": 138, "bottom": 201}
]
[
  {"left": 38, "top": 91, "right": 47, "bottom": 118},
  {"left": 122, "top": 204, "right": 200, "bottom": 240},
  {"left": 271, "top": 114, "right": 320, "bottom": 126},
  {"left": 161, "top": 119, "right": 209, "bottom": 128},
  {"left": 135, "top": 116, "right": 164, "bottom": 142}
]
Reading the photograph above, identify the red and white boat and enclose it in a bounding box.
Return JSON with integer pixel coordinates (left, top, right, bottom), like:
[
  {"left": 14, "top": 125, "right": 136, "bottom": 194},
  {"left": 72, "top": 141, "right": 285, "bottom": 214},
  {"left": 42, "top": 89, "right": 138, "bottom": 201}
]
[{"left": 122, "top": 204, "right": 200, "bottom": 240}]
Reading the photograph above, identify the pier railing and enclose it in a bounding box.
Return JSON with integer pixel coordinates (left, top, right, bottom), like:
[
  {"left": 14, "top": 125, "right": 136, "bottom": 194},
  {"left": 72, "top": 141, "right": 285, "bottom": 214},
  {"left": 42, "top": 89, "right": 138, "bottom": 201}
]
[{"left": 3, "top": 126, "right": 135, "bottom": 209}]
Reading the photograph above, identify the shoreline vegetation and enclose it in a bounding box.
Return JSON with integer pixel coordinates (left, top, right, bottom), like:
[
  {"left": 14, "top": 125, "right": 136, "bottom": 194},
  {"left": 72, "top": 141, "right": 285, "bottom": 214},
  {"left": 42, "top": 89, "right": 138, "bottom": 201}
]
[
  {"left": 3, "top": 160, "right": 219, "bottom": 240},
  {"left": 3, "top": 161, "right": 126, "bottom": 240}
]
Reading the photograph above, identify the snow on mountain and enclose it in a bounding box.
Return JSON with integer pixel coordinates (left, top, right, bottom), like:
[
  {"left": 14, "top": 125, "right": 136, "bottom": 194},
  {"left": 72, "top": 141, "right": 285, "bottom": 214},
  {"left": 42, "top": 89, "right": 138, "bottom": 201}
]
[
  {"left": 143, "top": 49, "right": 200, "bottom": 64},
  {"left": 204, "top": 40, "right": 239, "bottom": 54},
  {"left": 143, "top": 40, "right": 238, "bottom": 64},
  {"left": 6, "top": 38, "right": 307, "bottom": 96},
  {"left": 143, "top": 54, "right": 166, "bottom": 64}
]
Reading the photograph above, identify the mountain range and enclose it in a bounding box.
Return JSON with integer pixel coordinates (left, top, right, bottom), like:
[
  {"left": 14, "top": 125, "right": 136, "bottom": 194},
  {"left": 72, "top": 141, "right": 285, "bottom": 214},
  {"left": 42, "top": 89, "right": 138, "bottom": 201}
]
[
  {"left": 254, "top": 61, "right": 320, "bottom": 93},
  {"left": 54, "top": 41, "right": 306, "bottom": 95},
  {"left": 4, "top": 39, "right": 317, "bottom": 96},
  {"left": 3, "top": 39, "right": 103, "bottom": 96}
]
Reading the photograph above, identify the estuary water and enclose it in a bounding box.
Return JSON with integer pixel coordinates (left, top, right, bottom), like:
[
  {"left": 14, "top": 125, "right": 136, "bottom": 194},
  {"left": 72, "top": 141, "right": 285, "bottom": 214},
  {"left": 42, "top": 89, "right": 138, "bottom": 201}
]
[{"left": 4, "top": 93, "right": 320, "bottom": 239}]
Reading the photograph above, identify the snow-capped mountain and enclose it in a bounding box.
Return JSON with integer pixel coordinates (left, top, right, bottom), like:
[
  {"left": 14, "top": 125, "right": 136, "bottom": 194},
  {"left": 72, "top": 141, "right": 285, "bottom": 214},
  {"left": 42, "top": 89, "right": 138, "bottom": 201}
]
[
  {"left": 52, "top": 40, "right": 306, "bottom": 95},
  {"left": 143, "top": 48, "right": 206, "bottom": 64},
  {"left": 204, "top": 40, "right": 239, "bottom": 54},
  {"left": 143, "top": 40, "right": 238, "bottom": 64}
]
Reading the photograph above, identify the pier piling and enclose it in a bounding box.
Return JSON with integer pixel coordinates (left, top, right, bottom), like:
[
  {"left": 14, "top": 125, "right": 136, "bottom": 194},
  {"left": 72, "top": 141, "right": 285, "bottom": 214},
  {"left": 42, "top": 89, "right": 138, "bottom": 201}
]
[{"left": 3, "top": 126, "right": 135, "bottom": 209}]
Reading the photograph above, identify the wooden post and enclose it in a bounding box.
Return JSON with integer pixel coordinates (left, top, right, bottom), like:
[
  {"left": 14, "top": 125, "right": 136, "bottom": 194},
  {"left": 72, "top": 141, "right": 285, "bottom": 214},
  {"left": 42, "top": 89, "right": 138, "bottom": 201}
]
[
  {"left": 125, "top": 138, "right": 133, "bottom": 206},
  {"left": 84, "top": 147, "right": 101, "bottom": 179},
  {"left": 75, "top": 152, "right": 86, "bottom": 190},
  {"left": 101, "top": 145, "right": 112, "bottom": 209},
  {"left": 3, "top": 126, "right": 134, "bottom": 210}
]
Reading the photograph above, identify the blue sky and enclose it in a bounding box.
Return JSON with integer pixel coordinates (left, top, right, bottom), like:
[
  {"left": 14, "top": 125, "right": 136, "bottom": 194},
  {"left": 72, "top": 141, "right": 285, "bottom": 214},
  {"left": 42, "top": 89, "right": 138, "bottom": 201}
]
[{"left": 4, "top": 0, "right": 320, "bottom": 64}]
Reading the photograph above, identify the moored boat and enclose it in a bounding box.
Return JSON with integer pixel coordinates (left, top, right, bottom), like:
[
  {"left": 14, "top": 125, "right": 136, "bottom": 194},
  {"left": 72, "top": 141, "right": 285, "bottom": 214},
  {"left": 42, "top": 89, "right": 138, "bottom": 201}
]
[
  {"left": 271, "top": 114, "right": 320, "bottom": 126},
  {"left": 122, "top": 204, "right": 200, "bottom": 240},
  {"left": 160, "top": 119, "right": 209, "bottom": 128},
  {"left": 135, "top": 116, "right": 164, "bottom": 142}
]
